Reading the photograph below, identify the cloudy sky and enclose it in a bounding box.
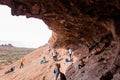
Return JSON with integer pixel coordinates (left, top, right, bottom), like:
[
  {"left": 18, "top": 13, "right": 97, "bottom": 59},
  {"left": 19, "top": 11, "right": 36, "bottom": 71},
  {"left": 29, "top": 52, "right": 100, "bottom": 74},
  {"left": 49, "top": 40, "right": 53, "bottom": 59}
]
[{"left": 0, "top": 5, "right": 52, "bottom": 48}]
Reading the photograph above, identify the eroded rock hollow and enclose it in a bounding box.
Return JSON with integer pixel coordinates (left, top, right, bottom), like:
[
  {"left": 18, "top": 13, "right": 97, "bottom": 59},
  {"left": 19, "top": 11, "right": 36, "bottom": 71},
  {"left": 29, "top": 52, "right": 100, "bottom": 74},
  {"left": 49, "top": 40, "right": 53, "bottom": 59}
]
[{"left": 0, "top": 0, "right": 120, "bottom": 80}]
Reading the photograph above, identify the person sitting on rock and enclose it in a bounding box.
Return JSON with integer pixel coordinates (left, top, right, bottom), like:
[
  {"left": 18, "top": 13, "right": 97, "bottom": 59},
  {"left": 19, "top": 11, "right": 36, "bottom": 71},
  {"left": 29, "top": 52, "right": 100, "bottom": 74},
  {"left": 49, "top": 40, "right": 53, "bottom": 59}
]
[
  {"left": 90, "top": 46, "right": 102, "bottom": 55},
  {"left": 89, "top": 41, "right": 98, "bottom": 52},
  {"left": 40, "top": 57, "right": 48, "bottom": 64},
  {"left": 65, "top": 55, "right": 71, "bottom": 62},
  {"left": 91, "top": 47, "right": 102, "bottom": 55},
  {"left": 5, "top": 66, "right": 15, "bottom": 74},
  {"left": 94, "top": 47, "right": 102, "bottom": 55},
  {"left": 78, "top": 59, "right": 85, "bottom": 69}
]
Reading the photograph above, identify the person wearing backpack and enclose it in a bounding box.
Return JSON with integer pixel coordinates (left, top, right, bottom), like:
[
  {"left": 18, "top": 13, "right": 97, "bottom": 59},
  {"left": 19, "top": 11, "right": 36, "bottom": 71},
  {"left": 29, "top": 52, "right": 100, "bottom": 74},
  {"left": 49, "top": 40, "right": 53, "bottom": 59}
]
[{"left": 54, "top": 63, "right": 60, "bottom": 80}]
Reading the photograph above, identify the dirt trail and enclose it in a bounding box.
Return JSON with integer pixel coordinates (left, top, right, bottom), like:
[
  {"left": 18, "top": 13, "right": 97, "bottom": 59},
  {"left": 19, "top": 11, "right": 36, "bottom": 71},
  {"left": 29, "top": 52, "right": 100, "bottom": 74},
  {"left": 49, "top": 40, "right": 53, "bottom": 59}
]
[{"left": 0, "top": 45, "right": 77, "bottom": 80}]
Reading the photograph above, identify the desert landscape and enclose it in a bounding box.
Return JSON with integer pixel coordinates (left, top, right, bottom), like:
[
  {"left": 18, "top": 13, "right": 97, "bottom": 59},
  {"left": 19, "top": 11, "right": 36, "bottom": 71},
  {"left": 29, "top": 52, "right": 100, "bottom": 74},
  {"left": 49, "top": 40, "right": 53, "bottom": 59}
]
[
  {"left": 0, "top": 44, "right": 77, "bottom": 80},
  {"left": 0, "top": 44, "right": 35, "bottom": 66}
]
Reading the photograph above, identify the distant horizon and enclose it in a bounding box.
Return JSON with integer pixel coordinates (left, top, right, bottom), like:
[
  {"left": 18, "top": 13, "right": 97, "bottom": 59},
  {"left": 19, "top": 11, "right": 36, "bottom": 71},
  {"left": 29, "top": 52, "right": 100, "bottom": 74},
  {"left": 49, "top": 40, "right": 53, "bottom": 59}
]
[
  {"left": 0, "top": 40, "right": 47, "bottom": 48},
  {"left": 0, "top": 5, "right": 52, "bottom": 48}
]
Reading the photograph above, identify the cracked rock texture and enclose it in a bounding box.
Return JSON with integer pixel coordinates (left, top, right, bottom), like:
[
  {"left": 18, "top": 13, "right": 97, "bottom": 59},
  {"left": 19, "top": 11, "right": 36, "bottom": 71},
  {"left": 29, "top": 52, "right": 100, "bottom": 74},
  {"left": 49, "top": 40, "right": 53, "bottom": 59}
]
[{"left": 0, "top": 0, "right": 120, "bottom": 80}]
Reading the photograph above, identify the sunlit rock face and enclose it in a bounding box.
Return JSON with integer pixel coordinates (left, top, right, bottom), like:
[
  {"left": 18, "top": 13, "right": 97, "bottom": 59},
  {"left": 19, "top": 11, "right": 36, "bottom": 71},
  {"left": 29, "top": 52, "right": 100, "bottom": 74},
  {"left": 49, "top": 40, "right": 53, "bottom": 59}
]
[{"left": 0, "top": 0, "right": 120, "bottom": 80}]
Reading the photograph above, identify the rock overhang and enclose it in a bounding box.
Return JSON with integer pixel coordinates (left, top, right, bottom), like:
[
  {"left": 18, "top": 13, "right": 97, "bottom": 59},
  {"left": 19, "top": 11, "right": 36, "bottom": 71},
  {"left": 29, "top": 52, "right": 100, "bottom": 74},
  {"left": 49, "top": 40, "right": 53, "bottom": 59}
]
[{"left": 0, "top": 0, "right": 120, "bottom": 49}]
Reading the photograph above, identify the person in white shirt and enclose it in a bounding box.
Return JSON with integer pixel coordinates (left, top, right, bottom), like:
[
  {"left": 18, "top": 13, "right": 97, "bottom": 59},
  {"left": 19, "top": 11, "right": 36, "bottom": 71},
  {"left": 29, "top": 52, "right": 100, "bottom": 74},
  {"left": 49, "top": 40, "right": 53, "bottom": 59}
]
[
  {"left": 67, "top": 48, "right": 72, "bottom": 58},
  {"left": 52, "top": 49, "right": 57, "bottom": 61}
]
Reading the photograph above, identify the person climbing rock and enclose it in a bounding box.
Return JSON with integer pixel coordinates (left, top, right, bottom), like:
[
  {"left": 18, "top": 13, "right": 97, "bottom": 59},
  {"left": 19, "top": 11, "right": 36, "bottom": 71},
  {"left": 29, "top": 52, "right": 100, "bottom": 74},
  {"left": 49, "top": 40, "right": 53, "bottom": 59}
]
[
  {"left": 20, "top": 58, "right": 24, "bottom": 69},
  {"left": 78, "top": 59, "right": 85, "bottom": 69},
  {"left": 40, "top": 57, "right": 48, "bottom": 64},
  {"left": 52, "top": 49, "right": 57, "bottom": 61},
  {"left": 54, "top": 63, "right": 60, "bottom": 80},
  {"left": 5, "top": 66, "right": 15, "bottom": 74}
]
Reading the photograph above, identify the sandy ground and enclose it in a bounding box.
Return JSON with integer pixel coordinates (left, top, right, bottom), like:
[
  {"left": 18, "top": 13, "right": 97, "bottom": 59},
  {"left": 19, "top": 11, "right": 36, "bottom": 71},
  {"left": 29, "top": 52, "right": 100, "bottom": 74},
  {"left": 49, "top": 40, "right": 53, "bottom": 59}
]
[{"left": 0, "top": 45, "right": 77, "bottom": 80}]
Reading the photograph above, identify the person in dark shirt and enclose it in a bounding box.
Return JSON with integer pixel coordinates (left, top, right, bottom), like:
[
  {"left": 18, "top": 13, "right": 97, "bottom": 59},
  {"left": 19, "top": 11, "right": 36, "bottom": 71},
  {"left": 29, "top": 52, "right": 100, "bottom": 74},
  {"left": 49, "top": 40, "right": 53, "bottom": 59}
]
[{"left": 5, "top": 66, "right": 15, "bottom": 74}]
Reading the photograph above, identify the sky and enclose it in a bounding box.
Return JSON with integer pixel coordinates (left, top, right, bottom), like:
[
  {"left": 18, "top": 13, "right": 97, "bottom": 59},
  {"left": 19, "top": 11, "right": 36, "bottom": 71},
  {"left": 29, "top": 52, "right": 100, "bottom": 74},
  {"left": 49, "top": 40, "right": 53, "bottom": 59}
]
[{"left": 0, "top": 5, "right": 52, "bottom": 48}]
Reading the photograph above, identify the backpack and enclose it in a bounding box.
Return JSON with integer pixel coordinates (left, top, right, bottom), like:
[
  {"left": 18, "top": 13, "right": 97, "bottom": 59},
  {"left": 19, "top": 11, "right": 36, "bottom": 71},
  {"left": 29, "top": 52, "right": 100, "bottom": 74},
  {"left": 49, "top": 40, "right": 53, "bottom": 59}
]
[
  {"left": 60, "top": 72, "right": 66, "bottom": 80},
  {"left": 58, "top": 64, "right": 61, "bottom": 69}
]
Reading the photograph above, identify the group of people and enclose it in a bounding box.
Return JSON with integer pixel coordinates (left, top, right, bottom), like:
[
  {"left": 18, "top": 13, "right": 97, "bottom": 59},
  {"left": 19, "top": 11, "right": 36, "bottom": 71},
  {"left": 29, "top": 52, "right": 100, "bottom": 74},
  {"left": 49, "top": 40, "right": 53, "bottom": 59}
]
[
  {"left": 52, "top": 47, "right": 84, "bottom": 80},
  {"left": 3, "top": 35, "right": 109, "bottom": 79},
  {"left": 39, "top": 48, "right": 67, "bottom": 80},
  {"left": 51, "top": 47, "right": 73, "bottom": 62},
  {"left": 39, "top": 47, "right": 72, "bottom": 80},
  {"left": 39, "top": 48, "right": 58, "bottom": 64},
  {"left": 65, "top": 48, "right": 72, "bottom": 62},
  {"left": 51, "top": 47, "right": 85, "bottom": 80},
  {"left": 5, "top": 58, "right": 25, "bottom": 74},
  {"left": 4, "top": 46, "right": 86, "bottom": 80},
  {"left": 52, "top": 47, "right": 86, "bottom": 80},
  {"left": 5, "top": 46, "right": 85, "bottom": 80}
]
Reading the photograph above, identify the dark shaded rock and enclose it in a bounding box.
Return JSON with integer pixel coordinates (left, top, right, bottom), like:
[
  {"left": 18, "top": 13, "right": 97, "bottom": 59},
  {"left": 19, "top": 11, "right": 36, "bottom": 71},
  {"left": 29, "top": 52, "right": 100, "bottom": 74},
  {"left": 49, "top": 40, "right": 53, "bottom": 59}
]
[
  {"left": 100, "top": 71, "right": 113, "bottom": 80},
  {"left": 1, "top": 0, "right": 120, "bottom": 48},
  {"left": 0, "top": 0, "right": 120, "bottom": 80}
]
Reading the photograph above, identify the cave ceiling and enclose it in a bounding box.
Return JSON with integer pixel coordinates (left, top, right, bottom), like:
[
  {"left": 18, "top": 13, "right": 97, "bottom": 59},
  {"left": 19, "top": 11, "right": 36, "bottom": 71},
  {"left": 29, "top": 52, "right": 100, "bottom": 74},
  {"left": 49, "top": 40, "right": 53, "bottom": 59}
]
[{"left": 0, "top": 0, "right": 120, "bottom": 48}]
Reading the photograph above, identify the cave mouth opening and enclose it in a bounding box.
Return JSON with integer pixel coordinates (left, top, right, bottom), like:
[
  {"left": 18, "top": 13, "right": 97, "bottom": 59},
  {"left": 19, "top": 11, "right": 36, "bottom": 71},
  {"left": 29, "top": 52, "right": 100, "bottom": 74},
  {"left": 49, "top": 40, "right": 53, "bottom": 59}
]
[{"left": 0, "top": 5, "right": 52, "bottom": 48}]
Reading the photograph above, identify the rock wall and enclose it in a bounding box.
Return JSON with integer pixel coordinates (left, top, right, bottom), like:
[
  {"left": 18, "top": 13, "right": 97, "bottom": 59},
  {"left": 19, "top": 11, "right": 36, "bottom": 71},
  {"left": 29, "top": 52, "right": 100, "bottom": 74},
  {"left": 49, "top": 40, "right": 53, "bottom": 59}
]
[{"left": 0, "top": 0, "right": 120, "bottom": 80}]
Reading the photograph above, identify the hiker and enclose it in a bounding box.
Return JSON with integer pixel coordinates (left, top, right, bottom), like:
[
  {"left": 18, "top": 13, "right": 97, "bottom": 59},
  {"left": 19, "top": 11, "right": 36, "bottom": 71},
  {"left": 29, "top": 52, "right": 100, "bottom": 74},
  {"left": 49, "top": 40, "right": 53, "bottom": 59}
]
[
  {"left": 78, "top": 59, "right": 85, "bottom": 69},
  {"left": 52, "top": 49, "right": 57, "bottom": 61},
  {"left": 89, "top": 41, "right": 98, "bottom": 52},
  {"left": 20, "top": 58, "right": 24, "bottom": 69},
  {"left": 5, "top": 66, "right": 15, "bottom": 74},
  {"left": 67, "top": 48, "right": 72, "bottom": 58},
  {"left": 91, "top": 46, "right": 102, "bottom": 55},
  {"left": 40, "top": 57, "right": 48, "bottom": 64},
  {"left": 65, "top": 55, "right": 71, "bottom": 62},
  {"left": 54, "top": 63, "right": 60, "bottom": 80},
  {"left": 94, "top": 47, "right": 102, "bottom": 55}
]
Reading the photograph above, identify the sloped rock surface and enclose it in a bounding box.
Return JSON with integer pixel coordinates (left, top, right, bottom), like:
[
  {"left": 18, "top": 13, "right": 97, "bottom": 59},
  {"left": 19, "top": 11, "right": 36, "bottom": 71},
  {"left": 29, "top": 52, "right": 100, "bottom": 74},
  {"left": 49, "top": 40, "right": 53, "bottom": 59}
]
[{"left": 0, "top": 0, "right": 120, "bottom": 80}]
